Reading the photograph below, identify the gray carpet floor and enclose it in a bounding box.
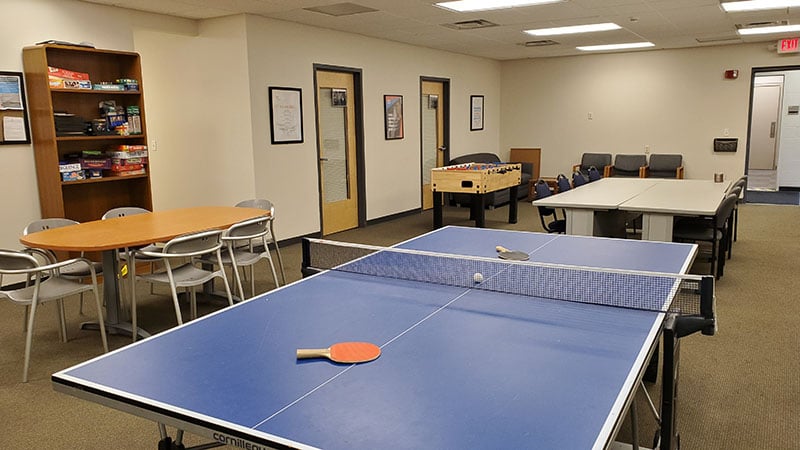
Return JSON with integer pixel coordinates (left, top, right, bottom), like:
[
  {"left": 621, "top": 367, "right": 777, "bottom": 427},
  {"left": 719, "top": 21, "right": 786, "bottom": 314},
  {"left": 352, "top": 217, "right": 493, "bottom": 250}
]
[{"left": 0, "top": 202, "right": 798, "bottom": 449}]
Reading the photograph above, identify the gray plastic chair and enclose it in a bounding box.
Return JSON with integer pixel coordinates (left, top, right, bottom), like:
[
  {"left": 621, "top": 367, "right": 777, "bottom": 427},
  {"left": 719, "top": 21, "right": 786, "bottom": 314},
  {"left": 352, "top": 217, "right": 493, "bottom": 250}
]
[
  {"left": 23, "top": 218, "right": 104, "bottom": 315},
  {"left": 235, "top": 199, "right": 286, "bottom": 284},
  {"left": 0, "top": 249, "right": 108, "bottom": 382},
  {"left": 200, "top": 216, "right": 280, "bottom": 301},
  {"left": 102, "top": 207, "right": 160, "bottom": 301},
  {"left": 131, "top": 229, "right": 233, "bottom": 341}
]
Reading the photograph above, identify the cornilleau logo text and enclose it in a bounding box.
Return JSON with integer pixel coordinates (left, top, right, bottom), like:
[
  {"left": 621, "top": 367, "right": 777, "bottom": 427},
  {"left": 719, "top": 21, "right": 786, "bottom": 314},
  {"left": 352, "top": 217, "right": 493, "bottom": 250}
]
[{"left": 212, "top": 433, "right": 268, "bottom": 450}]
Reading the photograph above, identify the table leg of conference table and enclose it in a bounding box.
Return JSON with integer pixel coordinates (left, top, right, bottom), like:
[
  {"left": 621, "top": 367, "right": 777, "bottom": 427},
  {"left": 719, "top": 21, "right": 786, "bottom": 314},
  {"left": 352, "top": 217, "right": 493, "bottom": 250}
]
[
  {"left": 80, "top": 249, "right": 150, "bottom": 340},
  {"left": 641, "top": 213, "right": 674, "bottom": 242},
  {"left": 565, "top": 209, "right": 595, "bottom": 236}
]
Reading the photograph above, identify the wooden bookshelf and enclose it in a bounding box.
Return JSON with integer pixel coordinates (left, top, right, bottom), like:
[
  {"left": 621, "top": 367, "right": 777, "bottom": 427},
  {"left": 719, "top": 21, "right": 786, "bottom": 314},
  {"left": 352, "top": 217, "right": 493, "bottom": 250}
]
[{"left": 22, "top": 44, "right": 152, "bottom": 223}]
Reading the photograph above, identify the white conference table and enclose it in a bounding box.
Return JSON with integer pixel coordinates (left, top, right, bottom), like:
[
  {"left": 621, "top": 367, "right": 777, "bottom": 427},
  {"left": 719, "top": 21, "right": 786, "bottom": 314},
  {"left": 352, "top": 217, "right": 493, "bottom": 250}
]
[{"left": 533, "top": 177, "right": 731, "bottom": 241}]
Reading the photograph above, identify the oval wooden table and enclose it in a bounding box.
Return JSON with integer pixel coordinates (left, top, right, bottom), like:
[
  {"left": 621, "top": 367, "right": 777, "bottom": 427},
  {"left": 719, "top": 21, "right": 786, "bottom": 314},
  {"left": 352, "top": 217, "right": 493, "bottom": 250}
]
[{"left": 20, "top": 206, "right": 269, "bottom": 338}]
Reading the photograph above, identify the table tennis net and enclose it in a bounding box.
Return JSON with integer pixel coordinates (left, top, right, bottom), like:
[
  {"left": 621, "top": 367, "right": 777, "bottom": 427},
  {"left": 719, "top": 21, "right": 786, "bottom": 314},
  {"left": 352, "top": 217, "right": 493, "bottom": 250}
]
[{"left": 301, "top": 238, "right": 715, "bottom": 319}]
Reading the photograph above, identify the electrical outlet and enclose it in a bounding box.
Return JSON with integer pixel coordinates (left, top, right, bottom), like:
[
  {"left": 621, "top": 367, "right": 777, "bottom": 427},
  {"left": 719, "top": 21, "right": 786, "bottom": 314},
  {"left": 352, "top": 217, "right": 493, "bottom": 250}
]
[
  {"left": 587, "top": 112, "right": 593, "bottom": 120},
  {"left": 150, "top": 139, "right": 158, "bottom": 151},
  {"left": 644, "top": 144, "right": 650, "bottom": 154},
  {"left": 723, "top": 128, "right": 730, "bottom": 137}
]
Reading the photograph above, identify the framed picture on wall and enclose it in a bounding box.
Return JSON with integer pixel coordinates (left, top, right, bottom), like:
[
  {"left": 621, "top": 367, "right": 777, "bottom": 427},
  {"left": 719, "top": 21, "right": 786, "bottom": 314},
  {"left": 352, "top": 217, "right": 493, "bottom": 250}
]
[
  {"left": 470, "top": 95, "right": 484, "bottom": 131},
  {"left": 0, "top": 71, "right": 31, "bottom": 145},
  {"left": 384, "top": 94, "right": 404, "bottom": 140},
  {"left": 269, "top": 86, "right": 303, "bottom": 144}
]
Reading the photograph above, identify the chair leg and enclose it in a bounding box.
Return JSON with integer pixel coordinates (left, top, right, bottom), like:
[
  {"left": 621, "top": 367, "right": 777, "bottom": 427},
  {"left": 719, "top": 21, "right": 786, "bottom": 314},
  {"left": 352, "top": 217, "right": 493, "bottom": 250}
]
[
  {"left": 168, "top": 283, "right": 184, "bottom": 326},
  {"left": 265, "top": 255, "right": 280, "bottom": 290},
  {"left": 130, "top": 257, "right": 139, "bottom": 343},
  {"left": 269, "top": 222, "right": 286, "bottom": 285},
  {"left": 90, "top": 283, "right": 109, "bottom": 353},
  {"left": 189, "top": 288, "right": 197, "bottom": 320},
  {"left": 710, "top": 239, "right": 717, "bottom": 279},
  {"left": 22, "top": 300, "right": 39, "bottom": 383},
  {"left": 56, "top": 299, "right": 68, "bottom": 343}
]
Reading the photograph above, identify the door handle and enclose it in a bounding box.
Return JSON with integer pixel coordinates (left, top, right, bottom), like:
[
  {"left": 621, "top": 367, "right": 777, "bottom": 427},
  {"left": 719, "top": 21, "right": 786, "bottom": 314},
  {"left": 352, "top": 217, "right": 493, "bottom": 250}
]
[
  {"left": 319, "top": 157, "right": 329, "bottom": 162},
  {"left": 438, "top": 146, "right": 446, "bottom": 152},
  {"left": 770, "top": 122, "right": 776, "bottom": 138}
]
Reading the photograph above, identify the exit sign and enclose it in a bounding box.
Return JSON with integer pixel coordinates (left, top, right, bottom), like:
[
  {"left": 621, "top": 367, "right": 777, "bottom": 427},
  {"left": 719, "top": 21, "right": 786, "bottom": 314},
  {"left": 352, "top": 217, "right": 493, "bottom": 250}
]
[{"left": 778, "top": 37, "right": 800, "bottom": 54}]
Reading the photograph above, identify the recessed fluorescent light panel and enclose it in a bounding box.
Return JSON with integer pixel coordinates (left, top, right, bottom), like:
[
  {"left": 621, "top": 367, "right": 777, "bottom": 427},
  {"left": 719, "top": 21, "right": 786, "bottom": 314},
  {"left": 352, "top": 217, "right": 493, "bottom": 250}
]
[
  {"left": 436, "top": 0, "right": 562, "bottom": 13},
  {"left": 737, "top": 24, "right": 800, "bottom": 34},
  {"left": 576, "top": 42, "right": 655, "bottom": 52},
  {"left": 525, "top": 23, "right": 621, "bottom": 36},
  {"left": 721, "top": 0, "right": 800, "bottom": 12}
]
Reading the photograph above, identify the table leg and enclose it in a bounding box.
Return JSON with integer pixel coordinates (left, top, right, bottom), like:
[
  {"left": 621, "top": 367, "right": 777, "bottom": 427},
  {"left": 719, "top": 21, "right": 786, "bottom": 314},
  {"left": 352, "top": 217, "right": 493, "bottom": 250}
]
[
  {"left": 433, "top": 190, "right": 443, "bottom": 229},
  {"left": 474, "top": 194, "right": 486, "bottom": 228},
  {"left": 565, "top": 209, "right": 594, "bottom": 236},
  {"left": 641, "top": 213, "right": 674, "bottom": 242},
  {"left": 508, "top": 185, "right": 519, "bottom": 224},
  {"left": 80, "top": 249, "right": 150, "bottom": 339}
]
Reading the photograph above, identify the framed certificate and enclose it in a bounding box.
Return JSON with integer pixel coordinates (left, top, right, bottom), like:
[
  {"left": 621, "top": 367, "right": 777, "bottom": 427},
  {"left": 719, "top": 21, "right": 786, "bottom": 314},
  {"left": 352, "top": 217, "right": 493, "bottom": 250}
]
[
  {"left": 269, "top": 86, "right": 303, "bottom": 144},
  {"left": 470, "top": 95, "right": 484, "bottom": 131}
]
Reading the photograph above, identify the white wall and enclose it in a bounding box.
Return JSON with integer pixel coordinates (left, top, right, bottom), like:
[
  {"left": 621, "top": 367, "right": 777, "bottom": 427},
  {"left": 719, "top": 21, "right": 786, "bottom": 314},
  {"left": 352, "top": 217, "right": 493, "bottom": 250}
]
[
  {"left": 243, "top": 15, "right": 501, "bottom": 237},
  {"left": 0, "top": 0, "right": 193, "bottom": 251},
  {"left": 134, "top": 16, "right": 256, "bottom": 209},
  {"left": 500, "top": 44, "right": 800, "bottom": 181}
]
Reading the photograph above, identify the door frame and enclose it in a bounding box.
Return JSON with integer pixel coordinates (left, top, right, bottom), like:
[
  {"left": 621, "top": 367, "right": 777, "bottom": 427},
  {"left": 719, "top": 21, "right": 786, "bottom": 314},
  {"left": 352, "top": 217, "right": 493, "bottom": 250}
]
[
  {"left": 313, "top": 64, "right": 366, "bottom": 232},
  {"left": 745, "top": 64, "right": 800, "bottom": 197},
  {"left": 419, "top": 76, "right": 451, "bottom": 207}
]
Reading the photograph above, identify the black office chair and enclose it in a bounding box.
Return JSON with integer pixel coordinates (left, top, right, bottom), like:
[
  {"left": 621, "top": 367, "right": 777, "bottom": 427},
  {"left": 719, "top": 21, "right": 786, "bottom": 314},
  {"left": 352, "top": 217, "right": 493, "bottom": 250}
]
[
  {"left": 727, "top": 176, "right": 747, "bottom": 244},
  {"left": 572, "top": 171, "right": 589, "bottom": 187},
  {"left": 572, "top": 153, "right": 612, "bottom": 178},
  {"left": 587, "top": 166, "right": 602, "bottom": 182},
  {"left": 672, "top": 194, "right": 738, "bottom": 279},
  {"left": 534, "top": 179, "right": 565, "bottom": 234},
  {"left": 556, "top": 174, "right": 571, "bottom": 193}
]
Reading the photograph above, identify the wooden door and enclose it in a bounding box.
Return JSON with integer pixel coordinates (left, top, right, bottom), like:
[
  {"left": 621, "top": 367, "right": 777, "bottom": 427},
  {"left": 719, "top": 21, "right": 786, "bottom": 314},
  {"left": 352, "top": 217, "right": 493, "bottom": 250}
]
[
  {"left": 316, "top": 70, "right": 358, "bottom": 235},
  {"left": 421, "top": 80, "right": 446, "bottom": 210}
]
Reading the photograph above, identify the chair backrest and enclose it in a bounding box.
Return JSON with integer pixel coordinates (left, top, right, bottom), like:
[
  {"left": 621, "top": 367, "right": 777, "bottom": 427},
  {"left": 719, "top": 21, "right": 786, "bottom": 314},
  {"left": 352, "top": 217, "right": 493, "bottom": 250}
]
[
  {"left": 728, "top": 177, "right": 747, "bottom": 194},
  {"left": 102, "top": 206, "right": 150, "bottom": 219},
  {"left": 580, "top": 153, "right": 612, "bottom": 172},
  {"left": 572, "top": 171, "right": 588, "bottom": 186},
  {"left": 587, "top": 166, "right": 602, "bottom": 181},
  {"left": 162, "top": 229, "right": 223, "bottom": 257},
  {"left": 534, "top": 179, "right": 552, "bottom": 200},
  {"left": 224, "top": 216, "right": 270, "bottom": 241},
  {"left": 556, "top": 174, "right": 571, "bottom": 193},
  {"left": 613, "top": 154, "right": 647, "bottom": 177},
  {"left": 648, "top": 154, "right": 683, "bottom": 178},
  {"left": 715, "top": 194, "right": 739, "bottom": 228},
  {"left": 236, "top": 198, "right": 275, "bottom": 215},
  {"left": 23, "top": 218, "right": 78, "bottom": 235},
  {"left": 0, "top": 249, "right": 39, "bottom": 273}
]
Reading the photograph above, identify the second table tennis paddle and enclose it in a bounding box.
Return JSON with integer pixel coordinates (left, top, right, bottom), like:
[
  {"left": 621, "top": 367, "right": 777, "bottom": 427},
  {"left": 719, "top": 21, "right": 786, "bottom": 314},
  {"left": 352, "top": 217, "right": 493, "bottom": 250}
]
[
  {"left": 296, "top": 341, "right": 381, "bottom": 364},
  {"left": 496, "top": 245, "right": 529, "bottom": 261}
]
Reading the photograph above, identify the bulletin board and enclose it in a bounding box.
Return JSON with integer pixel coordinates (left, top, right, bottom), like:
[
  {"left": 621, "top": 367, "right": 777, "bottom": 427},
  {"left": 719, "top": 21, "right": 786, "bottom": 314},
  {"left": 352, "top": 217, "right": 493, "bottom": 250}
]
[{"left": 0, "top": 71, "right": 31, "bottom": 145}]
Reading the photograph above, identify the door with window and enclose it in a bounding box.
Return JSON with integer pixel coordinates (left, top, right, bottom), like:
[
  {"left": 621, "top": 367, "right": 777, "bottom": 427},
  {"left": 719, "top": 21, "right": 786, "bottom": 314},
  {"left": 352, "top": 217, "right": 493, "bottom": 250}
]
[
  {"left": 421, "top": 79, "right": 448, "bottom": 210},
  {"left": 316, "top": 69, "right": 359, "bottom": 235}
]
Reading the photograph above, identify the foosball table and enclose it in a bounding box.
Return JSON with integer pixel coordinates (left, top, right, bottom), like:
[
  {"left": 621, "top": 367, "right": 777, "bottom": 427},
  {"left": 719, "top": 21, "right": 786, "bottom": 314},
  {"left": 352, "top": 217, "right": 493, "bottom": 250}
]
[{"left": 431, "top": 162, "right": 522, "bottom": 228}]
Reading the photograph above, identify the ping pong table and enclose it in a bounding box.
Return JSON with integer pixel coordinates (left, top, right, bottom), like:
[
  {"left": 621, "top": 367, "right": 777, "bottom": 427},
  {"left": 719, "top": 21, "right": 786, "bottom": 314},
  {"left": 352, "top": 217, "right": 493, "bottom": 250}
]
[{"left": 51, "top": 226, "right": 713, "bottom": 450}]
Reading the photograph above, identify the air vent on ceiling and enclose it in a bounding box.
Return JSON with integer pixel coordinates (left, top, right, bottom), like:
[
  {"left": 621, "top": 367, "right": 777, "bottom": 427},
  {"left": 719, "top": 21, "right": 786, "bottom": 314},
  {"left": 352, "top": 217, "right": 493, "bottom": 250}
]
[
  {"left": 695, "top": 35, "right": 741, "bottom": 44},
  {"left": 442, "top": 19, "right": 498, "bottom": 30},
  {"left": 521, "top": 39, "right": 559, "bottom": 47},
  {"left": 735, "top": 19, "right": 789, "bottom": 29},
  {"left": 304, "top": 3, "right": 378, "bottom": 17}
]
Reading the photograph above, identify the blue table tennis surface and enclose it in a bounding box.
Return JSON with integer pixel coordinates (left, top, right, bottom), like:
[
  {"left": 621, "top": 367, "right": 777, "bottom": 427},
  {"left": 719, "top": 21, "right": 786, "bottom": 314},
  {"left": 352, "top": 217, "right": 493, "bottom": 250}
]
[{"left": 53, "top": 226, "right": 697, "bottom": 450}]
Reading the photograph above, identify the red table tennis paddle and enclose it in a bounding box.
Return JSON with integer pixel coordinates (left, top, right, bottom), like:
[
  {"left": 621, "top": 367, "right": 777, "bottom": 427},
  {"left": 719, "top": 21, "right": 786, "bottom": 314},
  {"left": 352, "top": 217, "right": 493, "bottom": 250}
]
[
  {"left": 496, "top": 245, "right": 529, "bottom": 261},
  {"left": 296, "top": 342, "right": 381, "bottom": 364}
]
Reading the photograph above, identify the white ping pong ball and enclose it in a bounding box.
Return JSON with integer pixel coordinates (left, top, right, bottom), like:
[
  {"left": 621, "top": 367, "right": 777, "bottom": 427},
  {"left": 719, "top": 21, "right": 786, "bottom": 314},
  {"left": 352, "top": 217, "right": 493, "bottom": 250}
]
[{"left": 473, "top": 272, "right": 484, "bottom": 283}]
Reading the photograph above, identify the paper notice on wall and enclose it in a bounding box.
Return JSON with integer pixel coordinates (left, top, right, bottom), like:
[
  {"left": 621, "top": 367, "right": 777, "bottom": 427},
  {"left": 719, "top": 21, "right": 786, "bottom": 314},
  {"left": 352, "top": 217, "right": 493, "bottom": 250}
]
[{"left": 3, "top": 116, "right": 27, "bottom": 141}]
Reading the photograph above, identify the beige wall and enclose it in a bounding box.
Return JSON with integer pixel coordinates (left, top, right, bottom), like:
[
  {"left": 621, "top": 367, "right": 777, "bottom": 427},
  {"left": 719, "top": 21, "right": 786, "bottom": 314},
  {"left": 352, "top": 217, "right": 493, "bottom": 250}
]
[
  {"left": 0, "top": 0, "right": 193, "bottom": 251},
  {"left": 134, "top": 15, "right": 256, "bottom": 210},
  {"left": 500, "top": 43, "right": 800, "bottom": 180},
  {"left": 243, "top": 15, "right": 501, "bottom": 236}
]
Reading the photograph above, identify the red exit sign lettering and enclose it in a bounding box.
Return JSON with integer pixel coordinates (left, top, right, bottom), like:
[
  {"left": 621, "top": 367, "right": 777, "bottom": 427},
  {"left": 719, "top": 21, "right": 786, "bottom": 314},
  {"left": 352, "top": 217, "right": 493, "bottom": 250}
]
[{"left": 778, "top": 38, "right": 800, "bottom": 54}]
